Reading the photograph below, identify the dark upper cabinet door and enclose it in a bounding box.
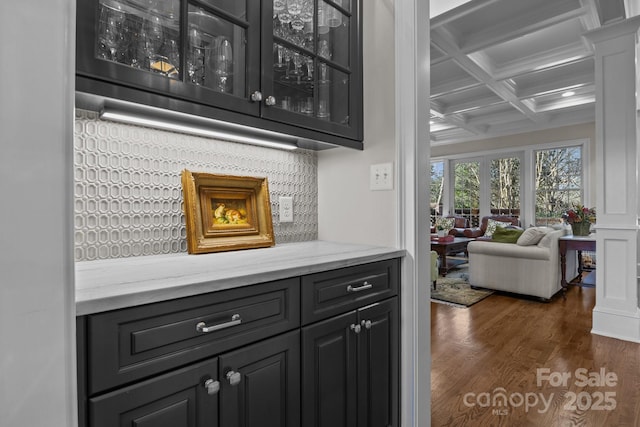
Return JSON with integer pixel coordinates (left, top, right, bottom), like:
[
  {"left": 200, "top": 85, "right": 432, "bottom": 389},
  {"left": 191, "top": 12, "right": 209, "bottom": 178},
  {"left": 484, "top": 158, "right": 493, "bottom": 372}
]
[
  {"left": 89, "top": 357, "right": 219, "bottom": 427},
  {"left": 76, "top": 0, "right": 261, "bottom": 116},
  {"left": 260, "top": 0, "right": 362, "bottom": 140},
  {"left": 219, "top": 330, "right": 301, "bottom": 427},
  {"left": 357, "top": 297, "right": 399, "bottom": 427},
  {"left": 301, "top": 310, "right": 359, "bottom": 427}
]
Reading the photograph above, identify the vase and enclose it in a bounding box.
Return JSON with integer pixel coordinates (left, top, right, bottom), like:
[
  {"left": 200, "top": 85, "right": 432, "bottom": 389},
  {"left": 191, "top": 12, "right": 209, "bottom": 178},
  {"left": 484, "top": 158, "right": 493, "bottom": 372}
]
[
  {"left": 437, "top": 230, "right": 446, "bottom": 237},
  {"left": 571, "top": 222, "right": 591, "bottom": 236}
]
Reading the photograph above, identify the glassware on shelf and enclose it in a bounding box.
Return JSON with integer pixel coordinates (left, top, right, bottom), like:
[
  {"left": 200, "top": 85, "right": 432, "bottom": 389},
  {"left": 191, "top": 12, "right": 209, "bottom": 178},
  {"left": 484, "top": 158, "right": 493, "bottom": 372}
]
[
  {"left": 318, "top": 40, "right": 331, "bottom": 60},
  {"left": 317, "top": 98, "right": 330, "bottom": 119},
  {"left": 273, "top": 44, "right": 288, "bottom": 70},
  {"left": 326, "top": 0, "right": 342, "bottom": 28},
  {"left": 214, "top": 37, "right": 233, "bottom": 93},
  {"left": 97, "top": 1, "right": 127, "bottom": 62},
  {"left": 302, "top": 58, "right": 314, "bottom": 82},
  {"left": 317, "top": 3, "right": 329, "bottom": 35},
  {"left": 187, "top": 26, "right": 206, "bottom": 85},
  {"left": 161, "top": 38, "right": 180, "bottom": 78}
]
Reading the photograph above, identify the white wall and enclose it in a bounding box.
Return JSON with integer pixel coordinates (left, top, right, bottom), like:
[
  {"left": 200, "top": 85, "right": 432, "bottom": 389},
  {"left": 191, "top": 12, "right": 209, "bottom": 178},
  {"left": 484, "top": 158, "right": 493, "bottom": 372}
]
[
  {"left": 0, "top": 0, "right": 76, "bottom": 426},
  {"left": 317, "top": 0, "right": 397, "bottom": 247}
]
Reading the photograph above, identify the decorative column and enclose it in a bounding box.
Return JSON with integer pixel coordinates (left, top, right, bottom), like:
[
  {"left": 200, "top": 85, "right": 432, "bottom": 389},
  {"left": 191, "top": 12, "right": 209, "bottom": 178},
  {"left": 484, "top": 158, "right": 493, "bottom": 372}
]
[{"left": 583, "top": 16, "right": 640, "bottom": 342}]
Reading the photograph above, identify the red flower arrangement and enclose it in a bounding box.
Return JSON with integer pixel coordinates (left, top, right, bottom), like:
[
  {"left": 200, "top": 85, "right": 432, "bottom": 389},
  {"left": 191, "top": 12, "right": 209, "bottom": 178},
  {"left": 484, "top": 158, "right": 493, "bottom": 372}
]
[{"left": 563, "top": 205, "right": 596, "bottom": 224}]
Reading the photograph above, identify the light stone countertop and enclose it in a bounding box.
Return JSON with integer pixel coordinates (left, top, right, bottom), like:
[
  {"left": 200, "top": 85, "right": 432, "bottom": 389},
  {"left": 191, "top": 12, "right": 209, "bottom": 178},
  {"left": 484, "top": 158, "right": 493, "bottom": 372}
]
[{"left": 76, "top": 240, "right": 405, "bottom": 315}]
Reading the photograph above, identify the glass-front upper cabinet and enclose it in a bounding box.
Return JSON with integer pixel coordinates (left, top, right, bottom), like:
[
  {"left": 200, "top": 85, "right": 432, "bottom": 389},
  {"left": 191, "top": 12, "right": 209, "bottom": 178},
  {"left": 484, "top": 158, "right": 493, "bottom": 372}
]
[
  {"left": 77, "top": 0, "right": 261, "bottom": 115},
  {"left": 77, "top": 0, "right": 362, "bottom": 146},
  {"left": 261, "top": 0, "right": 361, "bottom": 140}
]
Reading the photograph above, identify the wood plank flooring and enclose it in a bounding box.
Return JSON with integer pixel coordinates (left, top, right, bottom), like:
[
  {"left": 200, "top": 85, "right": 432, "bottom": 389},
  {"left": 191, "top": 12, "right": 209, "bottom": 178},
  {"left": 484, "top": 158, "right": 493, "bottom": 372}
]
[{"left": 431, "top": 285, "right": 640, "bottom": 426}]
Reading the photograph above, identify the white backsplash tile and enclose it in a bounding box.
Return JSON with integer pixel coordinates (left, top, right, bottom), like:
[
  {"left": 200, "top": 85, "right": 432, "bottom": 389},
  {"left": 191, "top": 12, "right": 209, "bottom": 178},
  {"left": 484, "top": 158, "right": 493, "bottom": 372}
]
[{"left": 74, "top": 109, "right": 318, "bottom": 261}]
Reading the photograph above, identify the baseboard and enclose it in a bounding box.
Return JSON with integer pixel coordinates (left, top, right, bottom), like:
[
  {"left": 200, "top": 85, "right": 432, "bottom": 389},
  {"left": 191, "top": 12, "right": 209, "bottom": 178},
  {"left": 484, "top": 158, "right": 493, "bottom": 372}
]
[{"left": 591, "top": 306, "right": 640, "bottom": 343}]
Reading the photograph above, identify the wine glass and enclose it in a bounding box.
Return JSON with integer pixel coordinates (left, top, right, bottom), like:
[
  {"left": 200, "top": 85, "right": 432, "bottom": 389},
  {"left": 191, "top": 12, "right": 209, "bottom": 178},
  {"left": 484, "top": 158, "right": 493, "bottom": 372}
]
[
  {"left": 97, "top": 1, "right": 127, "bottom": 61},
  {"left": 143, "top": 15, "right": 164, "bottom": 59},
  {"left": 187, "top": 27, "right": 206, "bottom": 85},
  {"left": 273, "top": 44, "right": 288, "bottom": 70},
  {"left": 302, "top": 58, "right": 314, "bottom": 82}
]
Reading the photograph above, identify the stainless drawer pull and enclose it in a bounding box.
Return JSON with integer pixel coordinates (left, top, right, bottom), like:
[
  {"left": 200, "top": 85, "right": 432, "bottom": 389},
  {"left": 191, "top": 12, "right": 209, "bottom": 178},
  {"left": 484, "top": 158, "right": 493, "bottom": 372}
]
[
  {"left": 204, "top": 378, "right": 220, "bottom": 395},
  {"left": 196, "top": 314, "right": 242, "bottom": 333},
  {"left": 347, "top": 281, "right": 373, "bottom": 293},
  {"left": 361, "top": 319, "right": 372, "bottom": 330}
]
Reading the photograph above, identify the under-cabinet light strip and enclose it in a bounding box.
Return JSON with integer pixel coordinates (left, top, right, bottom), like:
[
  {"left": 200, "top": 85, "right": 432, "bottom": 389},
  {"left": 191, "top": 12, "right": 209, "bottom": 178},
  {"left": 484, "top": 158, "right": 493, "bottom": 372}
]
[{"left": 99, "top": 110, "right": 298, "bottom": 151}]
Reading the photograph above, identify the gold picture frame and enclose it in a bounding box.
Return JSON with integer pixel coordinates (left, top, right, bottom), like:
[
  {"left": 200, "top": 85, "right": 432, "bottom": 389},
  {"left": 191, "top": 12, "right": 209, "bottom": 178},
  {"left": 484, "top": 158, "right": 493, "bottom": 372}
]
[{"left": 181, "top": 170, "right": 275, "bottom": 254}]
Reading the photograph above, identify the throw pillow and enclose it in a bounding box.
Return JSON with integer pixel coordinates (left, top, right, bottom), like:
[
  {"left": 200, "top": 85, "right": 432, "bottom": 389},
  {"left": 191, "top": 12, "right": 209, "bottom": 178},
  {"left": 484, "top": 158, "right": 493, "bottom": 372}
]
[
  {"left": 516, "top": 227, "right": 550, "bottom": 246},
  {"left": 491, "top": 226, "right": 524, "bottom": 243},
  {"left": 484, "top": 219, "right": 511, "bottom": 237},
  {"left": 435, "top": 216, "right": 455, "bottom": 231}
]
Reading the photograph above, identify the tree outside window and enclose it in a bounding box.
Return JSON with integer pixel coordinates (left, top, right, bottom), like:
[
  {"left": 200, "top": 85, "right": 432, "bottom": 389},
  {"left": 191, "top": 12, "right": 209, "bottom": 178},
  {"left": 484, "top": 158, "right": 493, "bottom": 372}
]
[
  {"left": 430, "top": 161, "right": 444, "bottom": 224},
  {"left": 535, "top": 146, "right": 582, "bottom": 226}
]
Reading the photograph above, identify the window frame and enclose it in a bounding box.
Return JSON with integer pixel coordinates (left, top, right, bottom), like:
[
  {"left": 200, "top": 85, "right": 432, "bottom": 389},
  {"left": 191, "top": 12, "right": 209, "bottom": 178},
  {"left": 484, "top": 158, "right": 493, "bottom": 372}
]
[{"left": 432, "top": 138, "right": 590, "bottom": 228}]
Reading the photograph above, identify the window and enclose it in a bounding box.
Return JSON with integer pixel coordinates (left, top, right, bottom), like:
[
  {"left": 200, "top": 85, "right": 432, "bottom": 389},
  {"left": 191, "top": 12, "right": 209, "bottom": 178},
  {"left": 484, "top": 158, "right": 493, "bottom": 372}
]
[
  {"left": 535, "top": 146, "right": 582, "bottom": 226},
  {"left": 430, "top": 160, "right": 444, "bottom": 224},
  {"left": 490, "top": 156, "right": 520, "bottom": 217},
  {"left": 453, "top": 160, "right": 480, "bottom": 226}
]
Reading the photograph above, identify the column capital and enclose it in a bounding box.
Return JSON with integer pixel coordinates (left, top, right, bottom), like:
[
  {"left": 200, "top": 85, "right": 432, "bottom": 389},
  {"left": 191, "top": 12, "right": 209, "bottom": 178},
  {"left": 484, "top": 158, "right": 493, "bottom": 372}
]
[{"left": 582, "top": 15, "right": 640, "bottom": 45}]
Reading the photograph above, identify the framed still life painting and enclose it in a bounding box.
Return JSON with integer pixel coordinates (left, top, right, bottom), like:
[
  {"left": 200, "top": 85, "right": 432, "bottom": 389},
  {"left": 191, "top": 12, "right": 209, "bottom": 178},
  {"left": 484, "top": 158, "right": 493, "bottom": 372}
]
[{"left": 181, "top": 170, "right": 275, "bottom": 254}]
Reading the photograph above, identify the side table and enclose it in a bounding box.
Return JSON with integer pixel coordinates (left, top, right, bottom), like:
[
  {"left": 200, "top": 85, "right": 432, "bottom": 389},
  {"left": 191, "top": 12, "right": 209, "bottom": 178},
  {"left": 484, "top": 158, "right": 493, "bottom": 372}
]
[{"left": 559, "top": 234, "right": 596, "bottom": 294}]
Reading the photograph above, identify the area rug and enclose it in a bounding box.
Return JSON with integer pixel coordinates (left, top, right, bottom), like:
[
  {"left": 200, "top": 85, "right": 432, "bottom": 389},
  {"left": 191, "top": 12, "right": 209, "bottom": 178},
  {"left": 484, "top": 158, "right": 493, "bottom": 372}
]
[{"left": 431, "top": 275, "right": 494, "bottom": 308}]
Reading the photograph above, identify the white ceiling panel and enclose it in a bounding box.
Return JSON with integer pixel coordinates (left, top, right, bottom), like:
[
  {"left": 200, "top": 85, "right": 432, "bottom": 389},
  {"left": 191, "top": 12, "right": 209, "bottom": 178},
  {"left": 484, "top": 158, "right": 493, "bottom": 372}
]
[{"left": 429, "top": 0, "right": 630, "bottom": 145}]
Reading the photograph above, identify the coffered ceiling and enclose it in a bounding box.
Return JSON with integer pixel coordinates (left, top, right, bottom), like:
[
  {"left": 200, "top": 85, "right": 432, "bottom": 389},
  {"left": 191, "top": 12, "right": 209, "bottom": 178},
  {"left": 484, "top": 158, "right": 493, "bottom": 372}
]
[{"left": 429, "top": 0, "right": 633, "bottom": 146}]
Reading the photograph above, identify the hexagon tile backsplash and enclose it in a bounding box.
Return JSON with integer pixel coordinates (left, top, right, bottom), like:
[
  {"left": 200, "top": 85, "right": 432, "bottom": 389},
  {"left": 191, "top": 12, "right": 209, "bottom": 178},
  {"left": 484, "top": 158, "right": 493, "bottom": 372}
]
[{"left": 74, "top": 109, "right": 318, "bottom": 261}]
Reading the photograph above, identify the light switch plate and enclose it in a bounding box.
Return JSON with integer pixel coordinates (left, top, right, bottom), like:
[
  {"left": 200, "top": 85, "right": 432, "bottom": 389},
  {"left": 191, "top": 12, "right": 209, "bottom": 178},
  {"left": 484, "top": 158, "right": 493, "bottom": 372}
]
[
  {"left": 370, "top": 162, "right": 393, "bottom": 190},
  {"left": 279, "top": 196, "right": 293, "bottom": 222}
]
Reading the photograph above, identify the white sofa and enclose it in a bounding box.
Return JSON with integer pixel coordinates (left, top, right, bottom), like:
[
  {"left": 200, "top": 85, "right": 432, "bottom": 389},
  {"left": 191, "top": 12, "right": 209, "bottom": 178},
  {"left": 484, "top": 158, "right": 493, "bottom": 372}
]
[{"left": 467, "top": 227, "right": 575, "bottom": 300}]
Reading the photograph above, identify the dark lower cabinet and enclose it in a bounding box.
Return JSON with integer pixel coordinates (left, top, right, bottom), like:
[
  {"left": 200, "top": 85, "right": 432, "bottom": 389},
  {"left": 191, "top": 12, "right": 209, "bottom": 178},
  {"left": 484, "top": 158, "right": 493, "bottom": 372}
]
[
  {"left": 302, "top": 297, "right": 399, "bottom": 427},
  {"left": 90, "top": 357, "right": 219, "bottom": 427},
  {"left": 219, "top": 331, "right": 300, "bottom": 427},
  {"left": 88, "top": 331, "right": 299, "bottom": 427},
  {"left": 78, "top": 258, "right": 400, "bottom": 427}
]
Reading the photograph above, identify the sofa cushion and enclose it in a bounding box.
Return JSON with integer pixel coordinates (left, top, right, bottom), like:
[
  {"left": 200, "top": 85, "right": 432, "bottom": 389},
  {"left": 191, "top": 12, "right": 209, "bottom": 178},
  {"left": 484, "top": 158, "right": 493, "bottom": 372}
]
[
  {"left": 492, "top": 226, "right": 524, "bottom": 243},
  {"left": 517, "top": 226, "right": 551, "bottom": 246},
  {"left": 538, "top": 229, "right": 565, "bottom": 248},
  {"left": 485, "top": 219, "right": 512, "bottom": 237},
  {"left": 468, "top": 240, "right": 551, "bottom": 260}
]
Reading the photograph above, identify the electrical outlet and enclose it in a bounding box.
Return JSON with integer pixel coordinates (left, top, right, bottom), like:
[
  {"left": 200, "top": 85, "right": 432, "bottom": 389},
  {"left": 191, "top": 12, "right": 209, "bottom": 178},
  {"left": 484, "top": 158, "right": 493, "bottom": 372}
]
[
  {"left": 370, "top": 162, "right": 393, "bottom": 190},
  {"left": 279, "top": 196, "right": 293, "bottom": 222}
]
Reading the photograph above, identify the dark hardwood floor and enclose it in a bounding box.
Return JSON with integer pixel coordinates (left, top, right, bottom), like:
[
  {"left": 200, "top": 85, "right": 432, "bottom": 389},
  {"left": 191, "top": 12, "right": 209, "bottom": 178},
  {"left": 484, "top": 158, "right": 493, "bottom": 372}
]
[{"left": 431, "top": 285, "right": 640, "bottom": 426}]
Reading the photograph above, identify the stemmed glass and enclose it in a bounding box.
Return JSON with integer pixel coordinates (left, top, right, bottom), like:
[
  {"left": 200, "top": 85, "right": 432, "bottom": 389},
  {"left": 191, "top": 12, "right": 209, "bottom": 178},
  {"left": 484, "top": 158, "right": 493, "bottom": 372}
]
[
  {"left": 143, "top": 14, "right": 164, "bottom": 71},
  {"left": 302, "top": 58, "right": 314, "bottom": 83},
  {"left": 97, "top": 1, "right": 127, "bottom": 62},
  {"left": 187, "top": 27, "right": 206, "bottom": 85}
]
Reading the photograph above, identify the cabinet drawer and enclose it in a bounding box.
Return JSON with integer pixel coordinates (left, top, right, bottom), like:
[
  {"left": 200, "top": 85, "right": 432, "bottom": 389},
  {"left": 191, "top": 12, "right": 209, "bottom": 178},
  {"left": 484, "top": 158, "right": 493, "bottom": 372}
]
[
  {"left": 85, "top": 278, "right": 300, "bottom": 394},
  {"left": 301, "top": 259, "right": 399, "bottom": 324}
]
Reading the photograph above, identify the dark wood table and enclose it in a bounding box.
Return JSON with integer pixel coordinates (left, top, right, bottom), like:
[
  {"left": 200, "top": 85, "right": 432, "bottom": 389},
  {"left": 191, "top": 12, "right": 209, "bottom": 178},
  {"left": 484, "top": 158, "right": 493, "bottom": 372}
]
[
  {"left": 559, "top": 235, "right": 596, "bottom": 293},
  {"left": 431, "top": 237, "right": 473, "bottom": 276}
]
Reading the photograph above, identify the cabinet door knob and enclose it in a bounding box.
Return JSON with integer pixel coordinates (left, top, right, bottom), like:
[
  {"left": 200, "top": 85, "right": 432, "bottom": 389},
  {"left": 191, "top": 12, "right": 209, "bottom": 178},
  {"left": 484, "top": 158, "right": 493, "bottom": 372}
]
[
  {"left": 361, "top": 320, "right": 372, "bottom": 330},
  {"left": 196, "top": 314, "right": 242, "bottom": 333},
  {"left": 347, "top": 281, "right": 373, "bottom": 293},
  {"left": 226, "top": 370, "right": 242, "bottom": 386},
  {"left": 350, "top": 323, "right": 361, "bottom": 334},
  {"left": 250, "top": 91, "right": 263, "bottom": 102},
  {"left": 265, "top": 96, "right": 277, "bottom": 106},
  {"left": 204, "top": 378, "right": 220, "bottom": 395}
]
